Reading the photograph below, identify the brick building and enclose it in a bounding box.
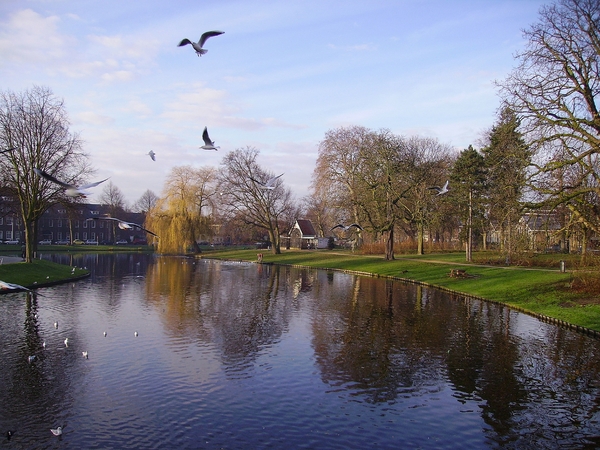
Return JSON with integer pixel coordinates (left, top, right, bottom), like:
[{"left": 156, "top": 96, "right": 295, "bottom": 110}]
[{"left": 0, "top": 201, "right": 149, "bottom": 244}]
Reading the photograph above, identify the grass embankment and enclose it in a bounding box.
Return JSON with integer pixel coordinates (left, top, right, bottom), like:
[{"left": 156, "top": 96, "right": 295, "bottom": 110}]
[
  {"left": 0, "top": 259, "right": 89, "bottom": 289},
  {"left": 200, "top": 248, "right": 600, "bottom": 333}
]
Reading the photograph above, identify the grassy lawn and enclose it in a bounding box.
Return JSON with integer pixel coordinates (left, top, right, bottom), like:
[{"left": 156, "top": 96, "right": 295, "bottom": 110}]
[
  {"left": 199, "top": 248, "right": 600, "bottom": 332},
  {"left": 0, "top": 259, "right": 89, "bottom": 288}
]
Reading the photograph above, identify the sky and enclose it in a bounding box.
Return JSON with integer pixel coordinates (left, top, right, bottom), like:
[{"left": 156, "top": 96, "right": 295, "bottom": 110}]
[{"left": 0, "top": 0, "right": 548, "bottom": 206}]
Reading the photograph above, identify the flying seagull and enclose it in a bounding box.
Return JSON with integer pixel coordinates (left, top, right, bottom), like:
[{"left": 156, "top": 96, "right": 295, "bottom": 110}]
[
  {"left": 200, "top": 127, "right": 219, "bottom": 150},
  {"left": 148, "top": 150, "right": 156, "bottom": 161},
  {"left": 178, "top": 30, "right": 224, "bottom": 56},
  {"left": 82, "top": 351, "right": 88, "bottom": 359},
  {"left": 330, "top": 223, "right": 364, "bottom": 232},
  {"left": 0, "top": 280, "right": 36, "bottom": 293},
  {"left": 250, "top": 173, "right": 284, "bottom": 190},
  {"left": 50, "top": 427, "right": 62, "bottom": 436},
  {"left": 428, "top": 180, "right": 449, "bottom": 196},
  {"left": 34, "top": 168, "right": 109, "bottom": 198},
  {"left": 86, "top": 217, "right": 158, "bottom": 238}
]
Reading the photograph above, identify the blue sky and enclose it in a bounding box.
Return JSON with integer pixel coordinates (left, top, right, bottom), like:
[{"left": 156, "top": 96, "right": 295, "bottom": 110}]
[{"left": 0, "top": 0, "right": 546, "bottom": 205}]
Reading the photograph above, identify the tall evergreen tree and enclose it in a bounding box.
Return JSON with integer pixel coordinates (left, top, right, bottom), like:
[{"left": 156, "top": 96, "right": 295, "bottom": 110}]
[
  {"left": 449, "top": 146, "right": 486, "bottom": 261},
  {"left": 482, "top": 107, "right": 531, "bottom": 257}
]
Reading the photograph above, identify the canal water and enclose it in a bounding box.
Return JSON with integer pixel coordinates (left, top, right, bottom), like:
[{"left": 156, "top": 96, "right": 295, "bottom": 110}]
[{"left": 1, "top": 253, "right": 599, "bottom": 449}]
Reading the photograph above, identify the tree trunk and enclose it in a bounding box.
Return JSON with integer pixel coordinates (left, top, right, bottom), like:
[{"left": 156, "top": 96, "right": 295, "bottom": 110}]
[
  {"left": 417, "top": 221, "right": 424, "bottom": 255},
  {"left": 24, "top": 218, "right": 36, "bottom": 263},
  {"left": 385, "top": 227, "right": 395, "bottom": 260}
]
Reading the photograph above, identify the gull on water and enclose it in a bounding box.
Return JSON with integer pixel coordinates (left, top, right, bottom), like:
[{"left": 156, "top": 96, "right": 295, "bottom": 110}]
[
  {"left": 54, "top": 321, "right": 58, "bottom": 329},
  {"left": 178, "top": 30, "right": 224, "bottom": 56},
  {"left": 250, "top": 173, "right": 284, "bottom": 190},
  {"left": 148, "top": 150, "right": 156, "bottom": 161},
  {"left": 27, "top": 355, "right": 36, "bottom": 363},
  {"left": 34, "top": 168, "right": 109, "bottom": 198},
  {"left": 50, "top": 427, "right": 62, "bottom": 436},
  {"left": 103, "top": 331, "right": 107, "bottom": 337},
  {"left": 428, "top": 180, "right": 450, "bottom": 196},
  {"left": 200, "top": 127, "right": 219, "bottom": 151},
  {"left": 134, "top": 331, "right": 138, "bottom": 337},
  {"left": 64, "top": 338, "right": 69, "bottom": 347}
]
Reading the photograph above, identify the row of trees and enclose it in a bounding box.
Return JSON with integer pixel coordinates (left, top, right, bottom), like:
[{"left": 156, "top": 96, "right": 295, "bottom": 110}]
[{"left": 1, "top": 0, "right": 598, "bottom": 263}]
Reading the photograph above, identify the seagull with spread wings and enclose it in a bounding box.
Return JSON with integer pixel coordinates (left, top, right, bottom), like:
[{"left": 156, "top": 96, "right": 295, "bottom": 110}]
[
  {"left": 200, "top": 127, "right": 219, "bottom": 150},
  {"left": 428, "top": 180, "right": 450, "bottom": 196},
  {"left": 178, "top": 30, "right": 224, "bottom": 56},
  {"left": 330, "top": 223, "right": 364, "bottom": 232},
  {"left": 148, "top": 150, "right": 156, "bottom": 161},
  {"left": 34, "top": 168, "right": 109, "bottom": 198},
  {"left": 86, "top": 217, "right": 158, "bottom": 238},
  {"left": 250, "top": 173, "right": 284, "bottom": 190}
]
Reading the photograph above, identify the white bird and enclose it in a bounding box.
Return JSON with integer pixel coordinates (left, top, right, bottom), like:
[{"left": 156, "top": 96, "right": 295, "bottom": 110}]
[
  {"left": 134, "top": 331, "right": 138, "bottom": 337},
  {"left": 50, "top": 427, "right": 62, "bottom": 436},
  {"left": 64, "top": 338, "right": 69, "bottom": 347},
  {"left": 178, "top": 30, "right": 224, "bottom": 56},
  {"left": 42, "top": 341, "right": 46, "bottom": 349},
  {"left": 54, "top": 321, "right": 58, "bottom": 329},
  {"left": 250, "top": 173, "right": 284, "bottom": 190},
  {"left": 330, "top": 223, "right": 364, "bottom": 232},
  {"left": 27, "top": 355, "right": 36, "bottom": 363},
  {"left": 103, "top": 331, "right": 107, "bottom": 337},
  {"left": 200, "top": 127, "right": 219, "bottom": 151},
  {"left": 428, "top": 180, "right": 450, "bottom": 196},
  {"left": 0, "top": 280, "right": 33, "bottom": 292},
  {"left": 82, "top": 351, "right": 88, "bottom": 359},
  {"left": 148, "top": 150, "right": 156, "bottom": 161},
  {"left": 34, "top": 168, "right": 109, "bottom": 198},
  {"left": 86, "top": 217, "right": 158, "bottom": 238}
]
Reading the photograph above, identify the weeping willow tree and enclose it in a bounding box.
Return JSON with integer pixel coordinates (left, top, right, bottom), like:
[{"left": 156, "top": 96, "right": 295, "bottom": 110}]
[{"left": 146, "top": 165, "right": 217, "bottom": 254}]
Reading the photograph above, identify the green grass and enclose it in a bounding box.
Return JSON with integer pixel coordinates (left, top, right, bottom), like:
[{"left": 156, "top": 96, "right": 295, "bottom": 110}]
[
  {"left": 200, "top": 248, "right": 600, "bottom": 332},
  {"left": 0, "top": 259, "right": 89, "bottom": 288}
]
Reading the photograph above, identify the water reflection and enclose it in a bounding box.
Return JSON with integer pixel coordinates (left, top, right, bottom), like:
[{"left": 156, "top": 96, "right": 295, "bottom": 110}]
[{"left": 0, "top": 253, "right": 598, "bottom": 448}]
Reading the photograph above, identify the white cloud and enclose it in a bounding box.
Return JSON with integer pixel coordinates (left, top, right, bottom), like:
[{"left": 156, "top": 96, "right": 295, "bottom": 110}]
[
  {"left": 0, "top": 9, "right": 74, "bottom": 66},
  {"left": 161, "top": 83, "right": 302, "bottom": 131},
  {"left": 75, "top": 111, "right": 115, "bottom": 126},
  {"left": 327, "top": 43, "right": 376, "bottom": 51}
]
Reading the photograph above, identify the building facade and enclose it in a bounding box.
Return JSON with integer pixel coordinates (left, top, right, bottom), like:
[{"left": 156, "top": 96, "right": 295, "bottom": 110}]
[{"left": 0, "top": 202, "right": 149, "bottom": 244}]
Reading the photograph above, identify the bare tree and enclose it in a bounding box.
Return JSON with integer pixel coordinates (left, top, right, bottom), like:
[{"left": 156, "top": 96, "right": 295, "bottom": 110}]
[
  {"left": 0, "top": 86, "right": 90, "bottom": 262},
  {"left": 132, "top": 189, "right": 159, "bottom": 213},
  {"left": 314, "top": 126, "right": 452, "bottom": 259},
  {"left": 313, "top": 126, "right": 369, "bottom": 229},
  {"left": 498, "top": 0, "right": 600, "bottom": 236},
  {"left": 219, "top": 147, "right": 294, "bottom": 254},
  {"left": 99, "top": 181, "right": 128, "bottom": 243}
]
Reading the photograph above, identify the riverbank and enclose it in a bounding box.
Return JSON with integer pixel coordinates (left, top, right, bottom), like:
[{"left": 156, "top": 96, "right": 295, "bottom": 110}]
[
  {"left": 0, "top": 259, "right": 89, "bottom": 292},
  {"left": 199, "top": 248, "right": 600, "bottom": 333}
]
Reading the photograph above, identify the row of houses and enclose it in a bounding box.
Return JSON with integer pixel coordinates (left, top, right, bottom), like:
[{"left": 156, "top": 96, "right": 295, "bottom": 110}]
[{"left": 0, "top": 202, "right": 149, "bottom": 244}]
